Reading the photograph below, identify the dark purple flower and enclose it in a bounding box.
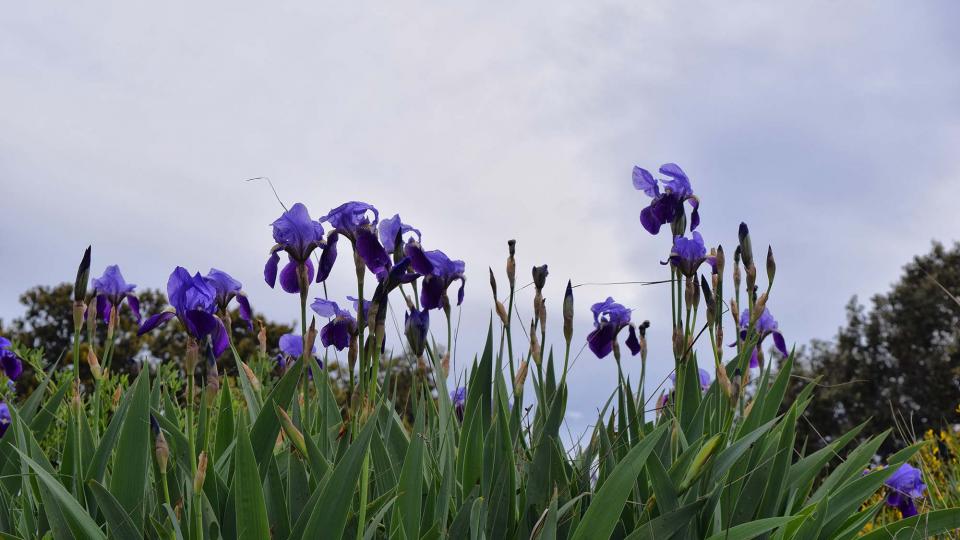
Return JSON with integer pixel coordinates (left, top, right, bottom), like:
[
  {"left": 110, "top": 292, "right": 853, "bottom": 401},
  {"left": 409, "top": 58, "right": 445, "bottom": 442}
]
[
  {"left": 586, "top": 297, "right": 632, "bottom": 359},
  {"left": 451, "top": 386, "right": 466, "bottom": 421},
  {"left": 264, "top": 203, "right": 329, "bottom": 294},
  {"left": 320, "top": 201, "right": 379, "bottom": 240},
  {"left": 737, "top": 307, "right": 789, "bottom": 368},
  {"left": 91, "top": 265, "right": 141, "bottom": 323},
  {"left": 666, "top": 232, "right": 708, "bottom": 277},
  {"left": 404, "top": 242, "right": 466, "bottom": 310},
  {"left": 404, "top": 308, "right": 429, "bottom": 357},
  {"left": 279, "top": 333, "right": 317, "bottom": 359},
  {"left": 0, "top": 337, "right": 23, "bottom": 381},
  {"left": 668, "top": 368, "right": 711, "bottom": 392},
  {"left": 0, "top": 402, "right": 9, "bottom": 438},
  {"left": 310, "top": 299, "right": 357, "bottom": 351},
  {"left": 884, "top": 463, "right": 926, "bottom": 517},
  {"left": 204, "top": 268, "right": 253, "bottom": 328},
  {"left": 138, "top": 267, "right": 229, "bottom": 357},
  {"left": 633, "top": 163, "right": 700, "bottom": 235},
  {"left": 355, "top": 226, "right": 393, "bottom": 280},
  {"left": 379, "top": 214, "right": 421, "bottom": 255}
]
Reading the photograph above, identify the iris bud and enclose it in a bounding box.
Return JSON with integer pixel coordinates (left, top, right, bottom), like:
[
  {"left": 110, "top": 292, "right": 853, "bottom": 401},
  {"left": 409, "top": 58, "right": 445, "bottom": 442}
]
[
  {"left": 239, "top": 361, "right": 262, "bottom": 393},
  {"left": 679, "top": 433, "right": 723, "bottom": 492},
  {"left": 529, "top": 320, "right": 541, "bottom": 366},
  {"left": 506, "top": 240, "right": 517, "bottom": 289},
  {"left": 715, "top": 245, "right": 725, "bottom": 277},
  {"left": 348, "top": 334, "right": 358, "bottom": 373},
  {"left": 766, "top": 245, "right": 776, "bottom": 288},
  {"left": 185, "top": 338, "right": 199, "bottom": 374},
  {"left": 257, "top": 320, "right": 267, "bottom": 356},
  {"left": 701, "top": 276, "right": 715, "bottom": 324},
  {"left": 563, "top": 280, "right": 573, "bottom": 345},
  {"left": 73, "top": 246, "right": 92, "bottom": 303},
  {"left": 277, "top": 406, "right": 307, "bottom": 457},
  {"left": 194, "top": 452, "right": 208, "bottom": 492},
  {"left": 738, "top": 222, "right": 753, "bottom": 267},
  {"left": 495, "top": 301, "right": 509, "bottom": 327},
  {"left": 151, "top": 416, "right": 169, "bottom": 474},
  {"left": 441, "top": 353, "right": 450, "bottom": 379},
  {"left": 750, "top": 293, "right": 769, "bottom": 326},
  {"left": 489, "top": 267, "right": 498, "bottom": 299},
  {"left": 87, "top": 347, "right": 102, "bottom": 381},
  {"left": 514, "top": 360, "right": 529, "bottom": 395},
  {"left": 305, "top": 318, "right": 318, "bottom": 358}
]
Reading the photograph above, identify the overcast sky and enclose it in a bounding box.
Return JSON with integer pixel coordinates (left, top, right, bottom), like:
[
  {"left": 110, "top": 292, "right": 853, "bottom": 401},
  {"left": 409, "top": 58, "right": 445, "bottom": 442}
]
[{"left": 2, "top": 2, "right": 958, "bottom": 439}]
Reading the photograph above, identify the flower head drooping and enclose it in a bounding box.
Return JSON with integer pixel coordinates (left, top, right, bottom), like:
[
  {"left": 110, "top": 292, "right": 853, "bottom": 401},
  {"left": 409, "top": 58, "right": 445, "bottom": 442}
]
[
  {"left": 404, "top": 308, "right": 430, "bottom": 357},
  {"left": 204, "top": 268, "right": 253, "bottom": 328},
  {"left": 633, "top": 163, "right": 700, "bottom": 235},
  {"left": 405, "top": 243, "right": 466, "bottom": 310},
  {"left": 737, "top": 307, "right": 789, "bottom": 368},
  {"left": 0, "top": 337, "right": 24, "bottom": 381},
  {"left": 884, "top": 463, "right": 926, "bottom": 517},
  {"left": 138, "top": 267, "right": 229, "bottom": 357},
  {"left": 91, "top": 265, "right": 141, "bottom": 323},
  {"left": 264, "top": 203, "right": 329, "bottom": 294},
  {"left": 0, "top": 402, "right": 10, "bottom": 438},
  {"left": 586, "top": 297, "right": 632, "bottom": 359},
  {"left": 310, "top": 299, "right": 358, "bottom": 351},
  {"left": 666, "top": 232, "right": 708, "bottom": 278},
  {"left": 451, "top": 386, "right": 467, "bottom": 422}
]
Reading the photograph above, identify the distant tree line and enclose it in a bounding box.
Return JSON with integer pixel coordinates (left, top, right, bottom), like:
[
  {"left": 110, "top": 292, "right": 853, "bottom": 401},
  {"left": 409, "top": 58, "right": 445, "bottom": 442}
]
[{"left": 788, "top": 241, "right": 960, "bottom": 454}]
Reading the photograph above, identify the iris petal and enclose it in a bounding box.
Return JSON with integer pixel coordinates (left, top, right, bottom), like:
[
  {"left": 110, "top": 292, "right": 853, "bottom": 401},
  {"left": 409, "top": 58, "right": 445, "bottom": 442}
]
[{"left": 264, "top": 252, "right": 280, "bottom": 288}]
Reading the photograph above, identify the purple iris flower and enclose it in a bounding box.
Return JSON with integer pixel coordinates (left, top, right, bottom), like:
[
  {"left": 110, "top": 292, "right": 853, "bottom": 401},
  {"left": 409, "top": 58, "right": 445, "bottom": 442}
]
[
  {"left": 379, "top": 214, "right": 421, "bottom": 255},
  {"left": 451, "top": 386, "right": 466, "bottom": 421},
  {"left": 91, "top": 265, "right": 141, "bottom": 323},
  {"left": 0, "top": 337, "right": 23, "bottom": 381},
  {"left": 666, "top": 232, "right": 708, "bottom": 277},
  {"left": 884, "top": 463, "right": 926, "bottom": 517},
  {"left": 404, "top": 308, "right": 429, "bottom": 357},
  {"left": 737, "top": 307, "right": 789, "bottom": 368},
  {"left": 264, "top": 203, "right": 331, "bottom": 294},
  {"left": 279, "top": 333, "right": 317, "bottom": 358},
  {"left": 0, "top": 402, "right": 9, "bottom": 438},
  {"left": 633, "top": 163, "right": 700, "bottom": 235},
  {"left": 668, "top": 368, "right": 711, "bottom": 392},
  {"left": 204, "top": 268, "right": 253, "bottom": 328},
  {"left": 404, "top": 242, "right": 466, "bottom": 310},
  {"left": 586, "top": 297, "right": 632, "bottom": 359},
  {"left": 310, "top": 299, "right": 358, "bottom": 351},
  {"left": 138, "top": 267, "right": 229, "bottom": 357},
  {"left": 320, "top": 201, "right": 379, "bottom": 240}
]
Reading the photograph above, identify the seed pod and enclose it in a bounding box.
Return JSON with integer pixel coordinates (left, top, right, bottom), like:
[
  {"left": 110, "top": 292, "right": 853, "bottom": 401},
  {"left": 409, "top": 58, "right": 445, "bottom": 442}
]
[
  {"left": 563, "top": 280, "right": 574, "bottom": 344},
  {"left": 194, "top": 452, "right": 208, "bottom": 492},
  {"left": 73, "top": 246, "right": 92, "bottom": 303},
  {"left": 766, "top": 245, "right": 776, "bottom": 288}
]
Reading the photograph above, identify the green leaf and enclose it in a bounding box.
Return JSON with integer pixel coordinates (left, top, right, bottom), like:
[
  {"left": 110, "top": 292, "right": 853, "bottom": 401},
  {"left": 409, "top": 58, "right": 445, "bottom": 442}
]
[
  {"left": 233, "top": 414, "right": 271, "bottom": 540},
  {"left": 12, "top": 448, "right": 106, "bottom": 540},
  {"left": 571, "top": 423, "right": 668, "bottom": 540},
  {"left": 858, "top": 508, "right": 960, "bottom": 540},
  {"left": 395, "top": 404, "right": 425, "bottom": 540},
  {"left": 625, "top": 499, "right": 706, "bottom": 540},
  {"left": 702, "top": 516, "right": 796, "bottom": 540},
  {"left": 108, "top": 370, "right": 151, "bottom": 524},
  {"left": 299, "top": 417, "right": 378, "bottom": 540},
  {"left": 87, "top": 480, "right": 142, "bottom": 540}
]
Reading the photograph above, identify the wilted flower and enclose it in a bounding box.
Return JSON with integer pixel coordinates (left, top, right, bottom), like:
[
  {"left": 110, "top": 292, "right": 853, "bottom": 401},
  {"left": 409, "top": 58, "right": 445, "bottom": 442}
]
[
  {"left": 405, "top": 243, "right": 466, "bottom": 310},
  {"left": 204, "top": 268, "right": 253, "bottom": 328},
  {"left": 91, "top": 265, "right": 141, "bottom": 323},
  {"left": 737, "top": 307, "right": 788, "bottom": 368},
  {"left": 138, "top": 267, "right": 229, "bottom": 357},
  {"left": 0, "top": 337, "right": 24, "bottom": 381},
  {"left": 884, "top": 463, "right": 926, "bottom": 517},
  {"left": 633, "top": 163, "right": 700, "bottom": 235},
  {"left": 451, "top": 386, "right": 467, "bottom": 421},
  {"left": 666, "top": 232, "right": 708, "bottom": 278},
  {"left": 404, "top": 308, "right": 429, "bottom": 357},
  {"left": 310, "top": 299, "right": 358, "bottom": 351},
  {"left": 0, "top": 402, "right": 10, "bottom": 438},
  {"left": 379, "top": 214, "right": 421, "bottom": 255},
  {"left": 264, "top": 203, "right": 330, "bottom": 293},
  {"left": 586, "top": 297, "right": 632, "bottom": 359}
]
